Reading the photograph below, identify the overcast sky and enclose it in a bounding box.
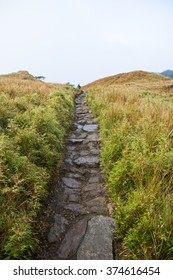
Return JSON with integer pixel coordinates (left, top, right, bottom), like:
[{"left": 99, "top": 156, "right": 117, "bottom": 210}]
[{"left": 0, "top": 0, "right": 173, "bottom": 85}]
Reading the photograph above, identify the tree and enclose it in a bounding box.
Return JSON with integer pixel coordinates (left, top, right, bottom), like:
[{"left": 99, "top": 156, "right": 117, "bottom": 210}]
[{"left": 35, "top": 76, "right": 46, "bottom": 81}]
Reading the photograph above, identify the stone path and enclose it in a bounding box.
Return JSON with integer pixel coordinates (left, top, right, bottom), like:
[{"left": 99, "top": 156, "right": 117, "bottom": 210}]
[{"left": 43, "top": 92, "right": 116, "bottom": 260}]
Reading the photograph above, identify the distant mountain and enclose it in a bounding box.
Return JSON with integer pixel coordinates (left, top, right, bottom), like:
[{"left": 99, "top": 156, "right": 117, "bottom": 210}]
[{"left": 160, "top": 69, "right": 173, "bottom": 79}]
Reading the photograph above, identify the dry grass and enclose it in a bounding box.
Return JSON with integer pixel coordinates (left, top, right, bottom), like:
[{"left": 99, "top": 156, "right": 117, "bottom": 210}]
[
  {"left": 86, "top": 70, "right": 173, "bottom": 259},
  {"left": 0, "top": 71, "right": 76, "bottom": 259},
  {"left": 0, "top": 71, "right": 69, "bottom": 98}
]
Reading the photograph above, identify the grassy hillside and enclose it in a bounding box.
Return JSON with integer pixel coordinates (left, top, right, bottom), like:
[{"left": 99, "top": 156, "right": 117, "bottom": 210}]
[
  {"left": 84, "top": 71, "right": 173, "bottom": 259},
  {"left": 0, "top": 71, "right": 76, "bottom": 259}
]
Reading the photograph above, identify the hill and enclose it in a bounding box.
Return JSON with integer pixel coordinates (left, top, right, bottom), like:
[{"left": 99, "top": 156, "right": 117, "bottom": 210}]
[
  {"left": 160, "top": 69, "right": 173, "bottom": 79},
  {"left": 0, "top": 70, "right": 36, "bottom": 80},
  {"left": 0, "top": 71, "right": 76, "bottom": 259},
  {"left": 83, "top": 70, "right": 171, "bottom": 88},
  {"left": 83, "top": 70, "right": 173, "bottom": 105},
  {"left": 85, "top": 70, "right": 173, "bottom": 259}
]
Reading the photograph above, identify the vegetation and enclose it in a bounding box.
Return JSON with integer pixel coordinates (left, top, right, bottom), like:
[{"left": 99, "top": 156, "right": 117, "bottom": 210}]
[
  {"left": 84, "top": 71, "right": 173, "bottom": 259},
  {"left": 0, "top": 71, "right": 76, "bottom": 259}
]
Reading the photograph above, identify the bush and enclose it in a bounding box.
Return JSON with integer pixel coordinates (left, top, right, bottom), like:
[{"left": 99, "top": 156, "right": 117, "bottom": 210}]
[
  {"left": 87, "top": 83, "right": 173, "bottom": 260},
  {"left": 0, "top": 77, "right": 76, "bottom": 259}
]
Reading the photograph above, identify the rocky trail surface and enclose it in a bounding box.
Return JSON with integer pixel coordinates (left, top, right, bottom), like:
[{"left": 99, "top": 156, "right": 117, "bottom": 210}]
[{"left": 41, "top": 92, "right": 116, "bottom": 260}]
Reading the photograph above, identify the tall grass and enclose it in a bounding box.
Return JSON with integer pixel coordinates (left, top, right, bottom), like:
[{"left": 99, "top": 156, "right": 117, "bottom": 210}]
[
  {"left": 0, "top": 74, "right": 76, "bottom": 259},
  {"left": 86, "top": 74, "right": 173, "bottom": 259}
]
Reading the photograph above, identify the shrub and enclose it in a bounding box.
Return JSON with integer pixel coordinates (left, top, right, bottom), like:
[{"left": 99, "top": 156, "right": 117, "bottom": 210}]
[
  {"left": 0, "top": 76, "right": 76, "bottom": 259},
  {"left": 86, "top": 80, "right": 173, "bottom": 259}
]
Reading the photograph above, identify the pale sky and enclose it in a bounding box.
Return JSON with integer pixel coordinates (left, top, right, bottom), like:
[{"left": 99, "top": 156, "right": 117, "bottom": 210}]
[{"left": 0, "top": 0, "right": 173, "bottom": 85}]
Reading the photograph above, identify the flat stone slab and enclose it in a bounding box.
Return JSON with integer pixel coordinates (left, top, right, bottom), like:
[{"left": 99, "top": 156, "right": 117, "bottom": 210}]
[
  {"left": 67, "top": 173, "right": 83, "bottom": 179},
  {"left": 73, "top": 156, "right": 100, "bottom": 167},
  {"left": 70, "top": 139, "right": 83, "bottom": 144},
  {"left": 77, "top": 216, "right": 116, "bottom": 260},
  {"left": 85, "top": 134, "right": 100, "bottom": 142},
  {"left": 48, "top": 214, "right": 69, "bottom": 243},
  {"left": 83, "top": 124, "right": 98, "bottom": 132},
  {"left": 63, "top": 188, "right": 80, "bottom": 202},
  {"left": 58, "top": 218, "right": 89, "bottom": 259},
  {"left": 88, "top": 176, "right": 100, "bottom": 184},
  {"left": 83, "top": 189, "right": 104, "bottom": 201},
  {"left": 85, "top": 196, "right": 106, "bottom": 208},
  {"left": 64, "top": 204, "right": 87, "bottom": 214},
  {"left": 83, "top": 183, "right": 102, "bottom": 192},
  {"left": 66, "top": 145, "right": 76, "bottom": 151},
  {"left": 75, "top": 123, "right": 83, "bottom": 131},
  {"left": 62, "top": 177, "right": 81, "bottom": 189}
]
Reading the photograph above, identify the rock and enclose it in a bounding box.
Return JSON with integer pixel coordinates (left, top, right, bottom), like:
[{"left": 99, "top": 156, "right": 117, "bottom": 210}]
[
  {"left": 64, "top": 158, "right": 73, "bottom": 165},
  {"left": 85, "top": 196, "right": 106, "bottom": 208},
  {"left": 64, "top": 204, "right": 87, "bottom": 214},
  {"left": 58, "top": 218, "right": 89, "bottom": 259},
  {"left": 73, "top": 156, "right": 100, "bottom": 167},
  {"left": 48, "top": 215, "right": 69, "bottom": 243},
  {"left": 70, "top": 139, "right": 83, "bottom": 144},
  {"left": 83, "top": 188, "right": 104, "bottom": 199},
  {"left": 69, "top": 193, "right": 80, "bottom": 203},
  {"left": 62, "top": 177, "right": 81, "bottom": 189},
  {"left": 86, "top": 134, "right": 100, "bottom": 142},
  {"left": 83, "top": 183, "right": 102, "bottom": 192},
  {"left": 78, "top": 132, "right": 88, "bottom": 139},
  {"left": 78, "top": 150, "right": 90, "bottom": 157},
  {"left": 88, "top": 176, "right": 100, "bottom": 184},
  {"left": 89, "top": 206, "right": 106, "bottom": 214},
  {"left": 90, "top": 148, "right": 100, "bottom": 155},
  {"left": 66, "top": 145, "right": 76, "bottom": 151},
  {"left": 67, "top": 173, "right": 82, "bottom": 179},
  {"left": 83, "top": 124, "right": 98, "bottom": 132},
  {"left": 75, "top": 123, "right": 83, "bottom": 131},
  {"left": 77, "top": 216, "right": 117, "bottom": 260},
  {"left": 63, "top": 188, "right": 80, "bottom": 202},
  {"left": 69, "top": 166, "right": 87, "bottom": 175}
]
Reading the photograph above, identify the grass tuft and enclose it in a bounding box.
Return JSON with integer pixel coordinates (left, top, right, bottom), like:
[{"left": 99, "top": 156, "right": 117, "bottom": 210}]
[{"left": 85, "top": 70, "right": 173, "bottom": 259}]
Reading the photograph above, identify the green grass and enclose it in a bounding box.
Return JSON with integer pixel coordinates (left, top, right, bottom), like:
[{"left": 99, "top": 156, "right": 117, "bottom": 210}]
[
  {"left": 85, "top": 71, "right": 173, "bottom": 259},
  {"left": 0, "top": 73, "right": 76, "bottom": 259}
]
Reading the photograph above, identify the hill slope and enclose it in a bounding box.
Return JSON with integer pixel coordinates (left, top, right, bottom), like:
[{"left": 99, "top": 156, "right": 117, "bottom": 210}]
[
  {"left": 0, "top": 71, "right": 76, "bottom": 259},
  {"left": 83, "top": 70, "right": 171, "bottom": 88},
  {"left": 86, "top": 70, "right": 173, "bottom": 259}
]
